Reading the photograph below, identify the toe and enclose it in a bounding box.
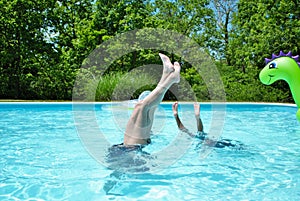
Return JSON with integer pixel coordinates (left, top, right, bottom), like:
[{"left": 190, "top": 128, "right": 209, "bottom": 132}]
[{"left": 174, "top": 62, "right": 181, "bottom": 72}]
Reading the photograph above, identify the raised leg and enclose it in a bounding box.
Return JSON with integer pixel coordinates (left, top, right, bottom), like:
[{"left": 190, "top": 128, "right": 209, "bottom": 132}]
[{"left": 123, "top": 53, "right": 181, "bottom": 145}]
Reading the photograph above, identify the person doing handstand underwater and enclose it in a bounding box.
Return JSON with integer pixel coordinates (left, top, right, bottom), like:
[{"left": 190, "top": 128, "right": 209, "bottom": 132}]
[
  {"left": 172, "top": 101, "right": 243, "bottom": 149},
  {"left": 109, "top": 53, "right": 181, "bottom": 153}
]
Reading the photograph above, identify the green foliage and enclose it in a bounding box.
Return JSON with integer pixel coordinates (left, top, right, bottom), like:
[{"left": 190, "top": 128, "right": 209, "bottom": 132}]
[
  {"left": 181, "top": 61, "right": 291, "bottom": 103},
  {"left": 0, "top": 0, "right": 95, "bottom": 100},
  {"left": 0, "top": 0, "right": 297, "bottom": 102},
  {"left": 85, "top": 71, "right": 156, "bottom": 101},
  {"left": 181, "top": 67, "right": 209, "bottom": 101},
  {"left": 229, "top": 0, "right": 300, "bottom": 69},
  {"left": 151, "top": 0, "right": 213, "bottom": 45},
  {"left": 218, "top": 64, "right": 291, "bottom": 102},
  {"left": 0, "top": 0, "right": 59, "bottom": 98}
]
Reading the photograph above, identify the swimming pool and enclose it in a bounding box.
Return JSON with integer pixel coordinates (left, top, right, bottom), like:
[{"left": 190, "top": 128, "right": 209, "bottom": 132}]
[{"left": 1, "top": 102, "right": 299, "bottom": 200}]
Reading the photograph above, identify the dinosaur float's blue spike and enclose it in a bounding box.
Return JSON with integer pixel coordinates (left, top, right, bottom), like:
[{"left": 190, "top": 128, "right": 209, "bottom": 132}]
[
  {"left": 265, "top": 51, "right": 300, "bottom": 67},
  {"left": 292, "top": 55, "right": 299, "bottom": 61},
  {"left": 279, "top": 51, "right": 285, "bottom": 57},
  {"left": 271, "top": 53, "right": 278, "bottom": 59},
  {"left": 265, "top": 58, "right": 272, "bottom": 64},
  {"left": 286, "top": 51, "right": 293, "bottom": 57}
]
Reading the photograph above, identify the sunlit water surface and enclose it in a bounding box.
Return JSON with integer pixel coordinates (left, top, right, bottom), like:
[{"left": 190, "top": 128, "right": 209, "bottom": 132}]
[{"left": 0, "top": 102, "right": 299, "bottom": 201}]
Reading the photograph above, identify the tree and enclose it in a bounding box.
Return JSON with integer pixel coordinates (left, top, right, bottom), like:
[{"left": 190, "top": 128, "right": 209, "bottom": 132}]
[
  {"left": 151, "top": 0, "right": 213, "bottom": 41},
  {"left": 210, "top": 0, "right": 238, "bottom": 64},
  {"left": 86, "top": 0, "right": 154, "bottom": 72},
  {"left": 229, "top": 0, "right": 300, "bottom": 70},
  {"left": 31, "top": 0, "right": 94, "bottom": 99},
  {"left": 0, "top": 0, "right": 58, "bottom": 99}
]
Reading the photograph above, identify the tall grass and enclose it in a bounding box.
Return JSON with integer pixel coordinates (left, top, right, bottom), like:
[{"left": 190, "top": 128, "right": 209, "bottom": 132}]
[
  {"left": 86, "top": 71, "right": 157, "bottom": 101},
  {"left": 85, "top": 70, "right": 201, "bottom": 102}
]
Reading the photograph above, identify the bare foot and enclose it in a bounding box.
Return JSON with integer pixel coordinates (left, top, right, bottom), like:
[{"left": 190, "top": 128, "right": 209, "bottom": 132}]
[
  {"left": 172, "top": 101, "right": 178, "bottom": 116},
  {"left": 194, "top": 102, "right": 200, "bottom": 117},
  {"left": 159, "top": 53, "right": 175, "bottom": 79},
  {"left": 159, "top": 53, "right": 181, "bottom": 83},
  {"left": 162, "top": 60, "right": 180, "bottom": 85}
]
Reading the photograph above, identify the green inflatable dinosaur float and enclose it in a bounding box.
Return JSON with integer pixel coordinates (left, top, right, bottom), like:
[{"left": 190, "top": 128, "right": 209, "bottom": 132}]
[{"left": 259, "top": 51, "right": 300, "bottom": 121}]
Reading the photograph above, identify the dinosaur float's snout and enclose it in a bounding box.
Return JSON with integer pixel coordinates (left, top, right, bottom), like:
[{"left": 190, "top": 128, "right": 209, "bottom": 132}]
[
  {"left": 259, "top": 61, "right": 278, "bottom": 85},
  {"left": 259, "top": 68, "right": 272, "bottom": 85}
]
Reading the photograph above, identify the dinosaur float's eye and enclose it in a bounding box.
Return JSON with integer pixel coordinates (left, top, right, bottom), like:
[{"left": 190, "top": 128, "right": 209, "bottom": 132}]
[{"left": 269, "top": 62, "right": 277, "bottom": 69}]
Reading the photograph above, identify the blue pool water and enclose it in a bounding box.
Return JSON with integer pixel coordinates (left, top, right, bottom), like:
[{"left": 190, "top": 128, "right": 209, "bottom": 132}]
[{"left": 0, "top": 102, "right": 300, "bottom": 200}]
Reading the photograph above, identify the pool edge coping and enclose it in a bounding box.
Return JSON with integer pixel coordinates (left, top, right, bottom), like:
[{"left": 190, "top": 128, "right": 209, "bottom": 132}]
[{"left": 0, "top": 101, "right": 297, "bottom": 108}]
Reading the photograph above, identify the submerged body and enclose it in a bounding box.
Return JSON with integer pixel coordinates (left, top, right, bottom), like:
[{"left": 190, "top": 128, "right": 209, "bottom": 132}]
[{"left": 172, "top": 102, "right": 243, "bottom": 149}]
